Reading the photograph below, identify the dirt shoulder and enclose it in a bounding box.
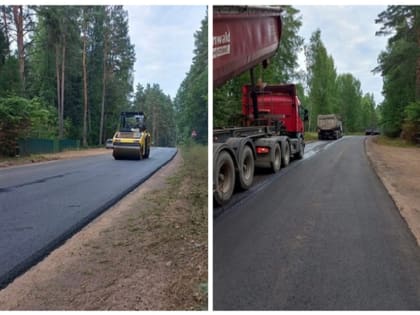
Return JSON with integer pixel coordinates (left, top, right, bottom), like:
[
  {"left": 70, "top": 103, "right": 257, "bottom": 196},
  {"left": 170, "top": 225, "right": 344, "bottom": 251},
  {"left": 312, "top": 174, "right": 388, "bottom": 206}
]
[
  {"left": 365, "top": 136, "right": 420, "bottom": 245},
  {"left": 0, "top": 147, "right": 109, "bottom": 168},
  {"left": 0, "top": 145, "right": 208, "bottom": 310}
]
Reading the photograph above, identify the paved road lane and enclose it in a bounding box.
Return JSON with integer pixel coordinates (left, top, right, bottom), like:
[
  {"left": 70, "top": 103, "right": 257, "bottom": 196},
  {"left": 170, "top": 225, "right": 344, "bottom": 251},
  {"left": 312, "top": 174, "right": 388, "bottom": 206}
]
[
  {"left": 0, "top": 147, "right": 177, "bottom": 288},
  {"left": 214, "top": 136, "right": 420, "bottom": 310}
]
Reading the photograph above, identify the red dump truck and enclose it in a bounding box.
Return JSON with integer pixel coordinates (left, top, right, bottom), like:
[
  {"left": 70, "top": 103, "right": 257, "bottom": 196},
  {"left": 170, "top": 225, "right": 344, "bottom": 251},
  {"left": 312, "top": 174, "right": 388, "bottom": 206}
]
[{"left": 213, "top": 6, "right": 308, "bottom": 206}]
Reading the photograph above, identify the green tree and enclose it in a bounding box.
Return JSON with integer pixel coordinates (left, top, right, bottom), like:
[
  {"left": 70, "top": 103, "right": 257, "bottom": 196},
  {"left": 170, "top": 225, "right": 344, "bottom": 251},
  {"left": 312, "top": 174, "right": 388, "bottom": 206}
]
[
  {"left": 336, "top": 73, "right": 363, "bottom": 132},
  {"left": 24, "top": 6, "right": 135, "bottom": 144},
  {"left": 305, "top": 29, "right": 338, "bottom": 131},
  {"left": 261, "top": 6, "right": 304, "bottom": 83},
  {"left": 174, "top": 11, "right": 208, "bottom": 144},
  {"left": 98, "top": 6, "right": 135, "bottom": 144},
  {"left": 0, "top": 96, "right": 55, "bottom": 156},
  {"left": 134, "top": 83, "right": 175, "bottom": 147},
  {"left": 360, "top": 93, "right": 378, "bottom": 130},
  {"left": 375, "top": 6, "right": 420, "bottom": 137}
]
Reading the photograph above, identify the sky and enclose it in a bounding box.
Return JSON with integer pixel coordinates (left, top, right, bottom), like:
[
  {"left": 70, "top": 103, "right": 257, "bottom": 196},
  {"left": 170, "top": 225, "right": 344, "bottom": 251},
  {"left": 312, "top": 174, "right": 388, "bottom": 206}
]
[
  {"left": 295, "top": 5, "right": 388, "bottom": 105},
  {"left": 126, "top": 5, "right": 206, "bottom": 99}
]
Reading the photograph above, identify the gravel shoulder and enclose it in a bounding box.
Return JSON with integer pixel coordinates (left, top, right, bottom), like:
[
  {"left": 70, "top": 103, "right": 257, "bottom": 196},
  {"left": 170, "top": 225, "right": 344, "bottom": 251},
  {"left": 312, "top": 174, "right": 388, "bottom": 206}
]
[
  {"left": 0, "top": 146, "right": 208, "bottom": 310},
  {"left": 365, "top": 136, "right": 420, "bottom": 245}
]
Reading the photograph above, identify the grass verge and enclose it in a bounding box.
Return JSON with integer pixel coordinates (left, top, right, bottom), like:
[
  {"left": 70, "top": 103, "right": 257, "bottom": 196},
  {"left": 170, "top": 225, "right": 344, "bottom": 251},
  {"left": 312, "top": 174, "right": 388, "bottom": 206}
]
[
  {"left": 129, "top": 144, "right": 208, "bottom": 310},
  {"left": 0, "top": 154, "right": 58, "bottom": 167},
  {"left": 305, "top": 132, "right": 318, "bottom": 141},
  {"left": 0, "top": 147, "right": 107, "bottom": 168},
  {"left": 374, "top": 135, "right": 418, "bottom": 148}
]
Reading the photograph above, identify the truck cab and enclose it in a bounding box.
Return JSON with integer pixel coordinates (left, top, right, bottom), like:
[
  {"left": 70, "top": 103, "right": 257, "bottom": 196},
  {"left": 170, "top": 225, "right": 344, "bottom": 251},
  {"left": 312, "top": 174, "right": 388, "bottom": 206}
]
[{"left": 242, "top": 84, "right": 307, "bottom": 138}]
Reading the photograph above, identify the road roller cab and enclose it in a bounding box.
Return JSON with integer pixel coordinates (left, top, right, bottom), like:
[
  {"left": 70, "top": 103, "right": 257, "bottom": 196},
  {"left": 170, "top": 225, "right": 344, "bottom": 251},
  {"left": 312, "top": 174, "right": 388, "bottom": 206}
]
[{"left": 112, "top": 112, "right": 151, "bottom": 160}]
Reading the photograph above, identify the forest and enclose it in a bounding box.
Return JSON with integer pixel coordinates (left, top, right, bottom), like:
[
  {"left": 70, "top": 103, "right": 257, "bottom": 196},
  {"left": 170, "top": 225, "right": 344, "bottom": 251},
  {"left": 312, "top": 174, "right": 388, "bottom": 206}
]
[
  {"left": 0, "top": 6, "right": 207, "bottom": 156},
  {"left": 214, "top": 5, "right": 420, "bottom": 143}
]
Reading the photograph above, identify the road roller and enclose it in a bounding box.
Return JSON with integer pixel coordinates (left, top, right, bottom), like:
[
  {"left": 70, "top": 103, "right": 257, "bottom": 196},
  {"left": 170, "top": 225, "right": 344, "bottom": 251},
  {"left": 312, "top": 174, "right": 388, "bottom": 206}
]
[{"left": 112, "top": 112, "right": 151, "bottom": 160}]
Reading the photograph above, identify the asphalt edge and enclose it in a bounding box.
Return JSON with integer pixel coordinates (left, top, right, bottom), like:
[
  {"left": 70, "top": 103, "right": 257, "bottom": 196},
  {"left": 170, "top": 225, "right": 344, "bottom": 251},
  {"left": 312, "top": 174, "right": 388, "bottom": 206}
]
[
  {"left": 363, "top": 137, "right": 420, "bottom": 247},
  {"left": 0, "top": 148, "right": 178, "bottom": 290}
]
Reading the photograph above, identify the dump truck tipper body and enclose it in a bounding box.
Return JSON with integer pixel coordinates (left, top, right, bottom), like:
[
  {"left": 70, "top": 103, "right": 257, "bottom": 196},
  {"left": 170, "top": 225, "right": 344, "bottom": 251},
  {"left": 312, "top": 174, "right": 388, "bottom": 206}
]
[
  {"left": 213, "top": 6, "right": 307, "bottom": 206},
  {"left": 213, "top": 6, "right": 282, "bottom": 88},
  {"left": 317, "top": 114, "right": 343, "bottom": 140}
]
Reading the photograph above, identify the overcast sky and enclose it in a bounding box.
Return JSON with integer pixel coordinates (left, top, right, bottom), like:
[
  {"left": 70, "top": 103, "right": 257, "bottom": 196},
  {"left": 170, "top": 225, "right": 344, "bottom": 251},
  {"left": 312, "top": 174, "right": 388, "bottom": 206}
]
[
  {"left": 126, "top": 5, "right": 206, "bottom": 99},
  {"left": 295, "top": 5, "right": 388, "bottom": 104}
]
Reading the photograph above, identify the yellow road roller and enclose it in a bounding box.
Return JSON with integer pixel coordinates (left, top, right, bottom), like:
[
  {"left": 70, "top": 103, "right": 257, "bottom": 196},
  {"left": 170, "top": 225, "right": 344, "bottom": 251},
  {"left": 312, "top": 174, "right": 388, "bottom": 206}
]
[{"left": 112, "top": 112, "right": 151, "bottom": 160}]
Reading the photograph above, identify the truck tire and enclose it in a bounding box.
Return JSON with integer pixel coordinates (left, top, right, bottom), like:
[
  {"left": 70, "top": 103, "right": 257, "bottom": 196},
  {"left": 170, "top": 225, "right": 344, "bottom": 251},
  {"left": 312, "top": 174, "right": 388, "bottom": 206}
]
[
  {"left": 281, "top": 142, "right": 290, "bottom": 167},
  {"left": 271, "top": 143, "right": 281, "bottom": 173},
  {"left": 238, "top": 145, "right": 254, "bottom": 190},
  {"left": 296, "top": 140, "right": 304, "bottom": 160},
  {"left": 214, "top": 150, "right": 236, "bottom": 206}
]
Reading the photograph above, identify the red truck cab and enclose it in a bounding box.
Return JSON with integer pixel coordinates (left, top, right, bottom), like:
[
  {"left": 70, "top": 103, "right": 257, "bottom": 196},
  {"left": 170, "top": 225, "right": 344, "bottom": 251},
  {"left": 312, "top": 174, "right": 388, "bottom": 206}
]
[{"left": 242, "top": 84, "right": 306, "bottom": 137}]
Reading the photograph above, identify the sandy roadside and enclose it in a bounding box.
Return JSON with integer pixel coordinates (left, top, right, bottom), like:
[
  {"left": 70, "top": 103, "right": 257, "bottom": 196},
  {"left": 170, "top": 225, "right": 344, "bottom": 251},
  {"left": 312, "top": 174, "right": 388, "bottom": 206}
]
[{"left": 365, "top": 136, "right": 420, "bottom": 245}]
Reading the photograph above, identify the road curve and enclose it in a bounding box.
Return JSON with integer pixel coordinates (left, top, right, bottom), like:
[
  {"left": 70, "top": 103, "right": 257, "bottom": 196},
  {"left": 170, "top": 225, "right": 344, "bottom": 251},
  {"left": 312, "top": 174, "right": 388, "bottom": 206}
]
[
  {"left": 0, "top": 147, "right": 177, "bottom": 288},
  {"left": 214, "top": 136, "right": 420, "bottom": 310}
]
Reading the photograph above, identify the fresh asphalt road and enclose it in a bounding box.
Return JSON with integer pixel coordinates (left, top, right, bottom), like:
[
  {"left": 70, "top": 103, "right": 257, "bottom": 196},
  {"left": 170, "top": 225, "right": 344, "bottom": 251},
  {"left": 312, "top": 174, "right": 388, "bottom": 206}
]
[
  {"left": 214, "top": 136, "right": 420, "bottom": 310},
  {"left": 0, "top": 147, "right": 176, "bottom": 288}
]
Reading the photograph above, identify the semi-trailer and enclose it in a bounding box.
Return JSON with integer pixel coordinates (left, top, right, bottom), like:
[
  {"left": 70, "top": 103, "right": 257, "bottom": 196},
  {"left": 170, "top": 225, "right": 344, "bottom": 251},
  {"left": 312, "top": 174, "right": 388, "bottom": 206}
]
[{"left": 213, "top": 6, "right": 308, "bottom": 206}]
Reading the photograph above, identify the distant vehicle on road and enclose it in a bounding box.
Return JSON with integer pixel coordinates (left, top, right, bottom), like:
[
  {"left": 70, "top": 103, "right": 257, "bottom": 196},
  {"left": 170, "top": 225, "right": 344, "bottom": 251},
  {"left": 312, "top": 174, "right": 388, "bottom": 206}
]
[
  {"left": 365, "top": 128, "right": 380, "bottom": 135},
  {"left": 317, "top": 114, "right": 343, "bottom": 140},
  {"left": 105, "top": 138, "right": 113, "bottom": 149}
]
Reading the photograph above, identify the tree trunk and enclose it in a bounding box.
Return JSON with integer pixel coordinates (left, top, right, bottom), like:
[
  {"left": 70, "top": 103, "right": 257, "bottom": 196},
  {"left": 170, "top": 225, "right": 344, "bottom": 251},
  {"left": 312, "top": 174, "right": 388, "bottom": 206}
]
[
  {"left": 12, "top": 5, "right": 25, "bottom": 94},
  {"left": 416, "top": 8, "right": 420, "bottom": 101},
  {"left": 2, "top": 6, "right": 10, "bottom": 55},
  {"left": 82, "top": 31, "right": 88, "bottom": 147},
  {"left": 152, "top": 104, "right": 158, "bottom": 146},
  {"left": 99, "top": 31, "right": 108, "bottom": 145},
  {"left": 60, "top": 36, "right": 66, "bottom": 139},
  {"left": 55, "top": 44, "right": 62, "bottom": 138}
]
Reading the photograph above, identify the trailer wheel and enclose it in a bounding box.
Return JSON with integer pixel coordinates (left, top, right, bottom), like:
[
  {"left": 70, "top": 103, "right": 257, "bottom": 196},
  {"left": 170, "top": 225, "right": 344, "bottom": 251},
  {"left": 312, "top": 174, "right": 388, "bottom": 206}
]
[
  {"left": 238, "top": 145, "right": 254, "bottom": 190},
  {"left": 271, "top": 143, "right": 281, "bottom": 173},
  {"left": 282, "top": 142, "right": 290, "bottom": 167},
  {"left": 296, "top": 140, "right": 304, "bottom": 160},
  {"left": 214, "top": 151, "right": 236, "bottom": 206}
]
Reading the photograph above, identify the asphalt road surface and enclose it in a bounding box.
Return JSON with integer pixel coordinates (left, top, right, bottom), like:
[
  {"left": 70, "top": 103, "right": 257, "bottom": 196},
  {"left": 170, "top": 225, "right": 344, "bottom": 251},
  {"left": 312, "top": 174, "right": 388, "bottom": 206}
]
[
  {"left": 0, "top": 147, "right": 177, "bottom": 288},
  {"left": 214, "top": 140, "right": 334, "bottom": 217},
  {"left": 214, "top": 136, "right": 420, "bottom": 310}
]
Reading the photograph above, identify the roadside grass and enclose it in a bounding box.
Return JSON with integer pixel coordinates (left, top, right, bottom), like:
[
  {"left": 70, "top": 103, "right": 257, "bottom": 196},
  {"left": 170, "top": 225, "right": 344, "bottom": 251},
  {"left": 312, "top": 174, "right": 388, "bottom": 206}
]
[
  {"left": 0, "top": 147, "right": 107, "bottom": 168},
  {"left": 374, "top": 135, "right": 418, "bottom": 148},
  {"left": 129, "top": 144, "right": 208, "bottom": 310},
  {"left": 0, "top": 154, "right": 58, "bottom": 167},
  {"left": 305, "top": 132, "right": 318, "bottom": 142}
]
